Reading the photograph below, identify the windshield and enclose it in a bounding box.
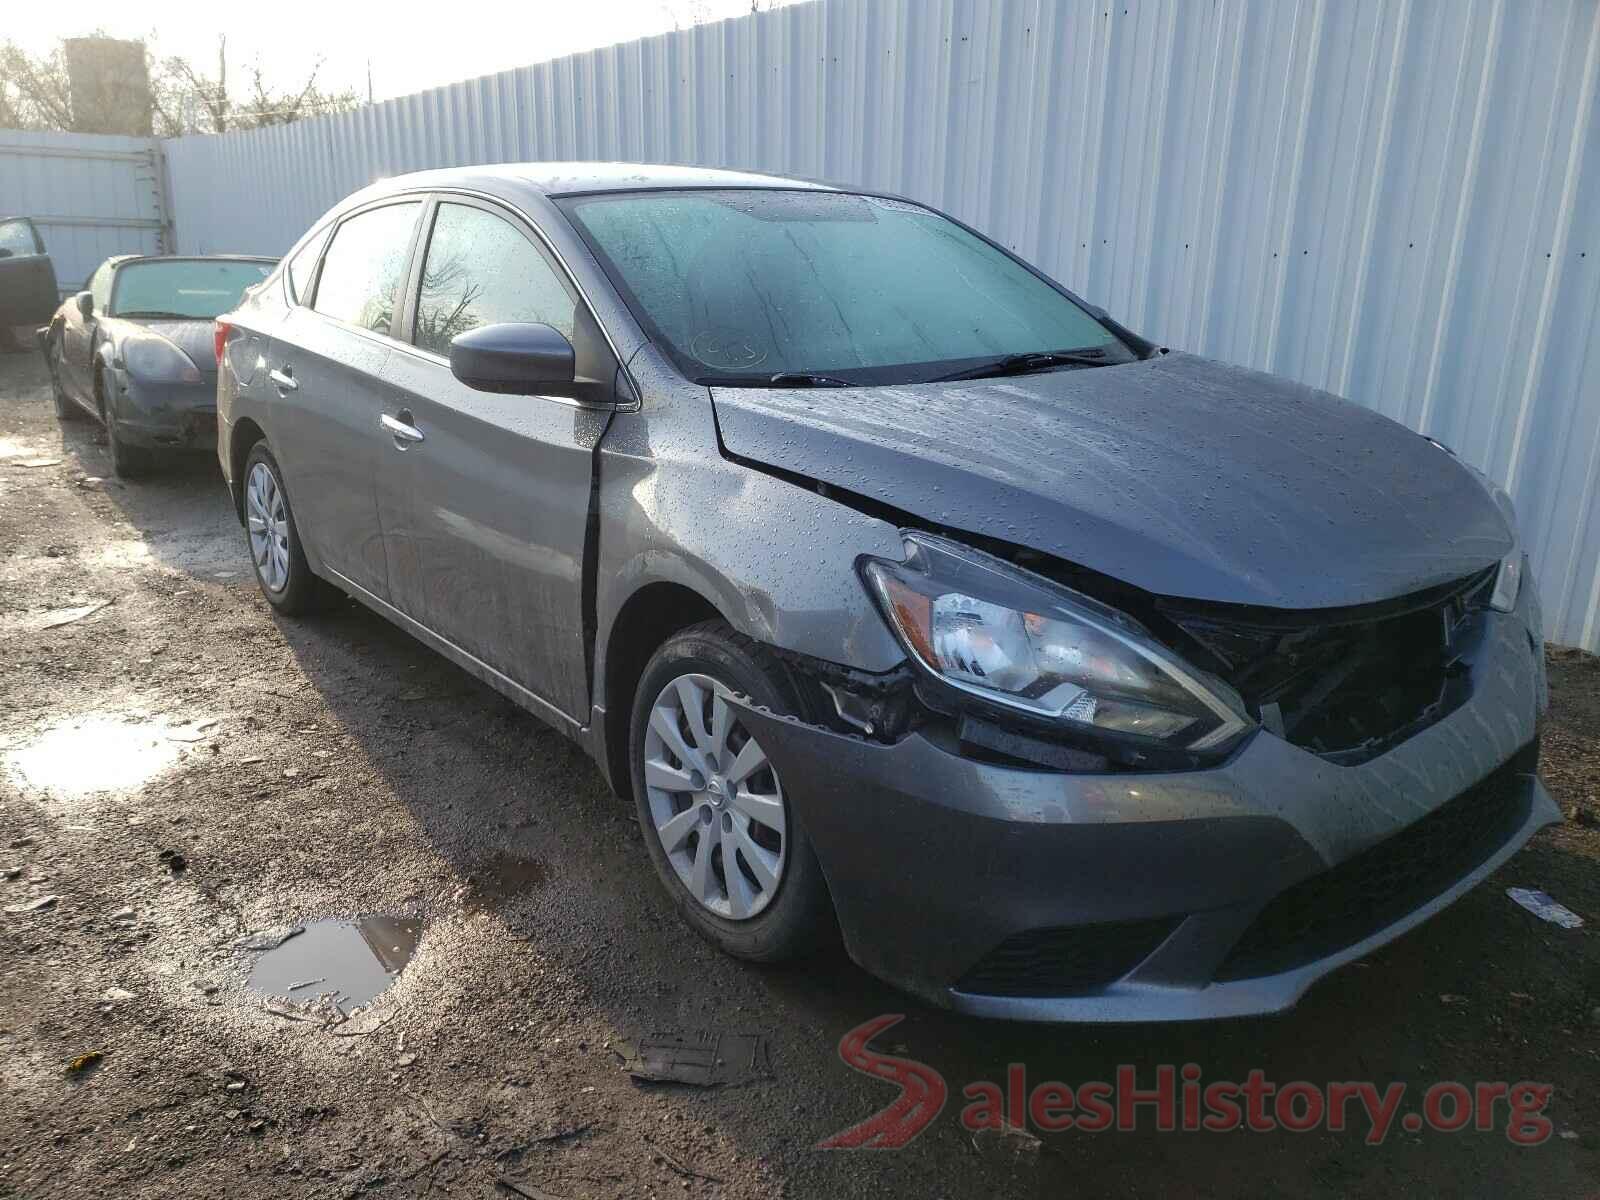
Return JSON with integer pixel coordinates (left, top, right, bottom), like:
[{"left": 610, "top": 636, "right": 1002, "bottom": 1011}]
[
  {"left": 110, "top": 259, "right": 273, "bottom": 319},
  {"left": 560, "top": 189, "right": 1133, "bottom": 386}
]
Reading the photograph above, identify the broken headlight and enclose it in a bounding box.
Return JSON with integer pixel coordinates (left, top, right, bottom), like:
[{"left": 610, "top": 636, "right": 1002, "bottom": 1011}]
[
  {"left": 861, "top": 533, "right": 1252, "bottom": 752},
  {"left": 1489, "top": 550, "right": 1523, "bottom": 613},
  {"left": 121, "top": 332, "right": 202, "bottom": 383}
]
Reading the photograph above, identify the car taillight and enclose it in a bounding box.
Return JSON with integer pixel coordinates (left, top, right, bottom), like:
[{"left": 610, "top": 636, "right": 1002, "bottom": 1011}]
[{"left": 214, "top": 320, "right": 232, "bottom": 366}]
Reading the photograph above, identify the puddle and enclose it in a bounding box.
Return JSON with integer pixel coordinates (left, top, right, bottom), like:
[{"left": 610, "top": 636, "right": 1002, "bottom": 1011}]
[
  {"left": 246, "top": 916, "right": 422, "bottom": 1008},
  {"left": 4, "top": 714, "right": 188, "bottom": 798},
  {"left": 463, "top": 852, "right": 548, "bottom": 911}
]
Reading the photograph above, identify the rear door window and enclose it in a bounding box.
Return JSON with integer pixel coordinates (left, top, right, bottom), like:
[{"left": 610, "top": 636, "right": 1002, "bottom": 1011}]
[
  {"left": 311, "top": 202, "right": 421, "bottom": 336},
  {"left": 411, "top": 202, "right": 576, "bottom": 357}
]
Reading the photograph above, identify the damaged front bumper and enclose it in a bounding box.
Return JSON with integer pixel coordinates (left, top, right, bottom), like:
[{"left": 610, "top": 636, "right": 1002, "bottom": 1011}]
[
  {"left": 732, "top": 583, "right": 1555, "bottom": 1022},
  {"left": 110, "top": 370, "right": 220, "bottom": 451}
]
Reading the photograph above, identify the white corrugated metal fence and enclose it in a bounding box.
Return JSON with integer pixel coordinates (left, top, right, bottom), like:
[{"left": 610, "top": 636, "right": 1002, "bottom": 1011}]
[
  {"left": 0, "top": 130, "right": 169, "bottom": 294},
  {"left": 154, "top": 0, "right": 1600, "bottom": 648}
]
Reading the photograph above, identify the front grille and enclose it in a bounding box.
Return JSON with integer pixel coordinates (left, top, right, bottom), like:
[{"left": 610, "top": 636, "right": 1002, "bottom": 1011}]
[
  {"left": 955, "top": 917, "right": 1180, "bottom": 997},
  {"left": 1215, "top": 741, "right": 1537, "bottom": 981},
  {"left": 1163, "top": 568, "right": 1494, "bottom": 765}
]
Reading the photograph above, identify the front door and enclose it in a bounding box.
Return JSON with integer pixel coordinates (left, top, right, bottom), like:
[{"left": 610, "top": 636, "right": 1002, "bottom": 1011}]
[
  {"left": 0, "top": 217, "right": 57, "bottom": 327},
  {"left": 379, "top": 198, "right": 616, "bottom": 721},
  {"left": 266, "top": 199, "right": 424, "bottom": 601},
  {"left": 59, "top": 263, "right": 110, "bottom": 400}
]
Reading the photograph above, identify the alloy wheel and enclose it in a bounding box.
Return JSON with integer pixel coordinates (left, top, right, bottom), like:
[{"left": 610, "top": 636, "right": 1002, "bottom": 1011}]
[
  {"left": 246, "top": 461, "right": 291, "bottom": 592},
  {"left": 642, "top": 672, "right": 787, "bottom": 920}
]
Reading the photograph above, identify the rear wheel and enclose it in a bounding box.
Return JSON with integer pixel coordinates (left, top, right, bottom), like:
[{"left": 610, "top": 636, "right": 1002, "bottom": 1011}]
[
  {"left": 48, "top": 337, "right": 81, "bottom": 421},
  {"left": 242, "top": 441, "right": 338, "bottom": 615},
  {"left": 629, "top": 621, "right": 834, "bottom": 962}
]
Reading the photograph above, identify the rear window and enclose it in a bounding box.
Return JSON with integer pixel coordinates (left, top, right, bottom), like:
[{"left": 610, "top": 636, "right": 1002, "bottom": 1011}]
[
  {"left": 312, "top": 203, "right": 421, "bottom": 335},
  {"left": 109, "top": 259, "right": 274, "bottom": 319}
]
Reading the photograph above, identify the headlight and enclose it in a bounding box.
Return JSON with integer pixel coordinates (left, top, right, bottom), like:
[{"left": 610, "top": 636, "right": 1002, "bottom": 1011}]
[
  {"left": 122, "top": 333, "right": 202, "bottom": 383},
  {"left": 1489, "top": 551, "right": 1522, "bottom": 613},
  {"left": 861, "top": 533, "right": 1252, "bottom": 752}
]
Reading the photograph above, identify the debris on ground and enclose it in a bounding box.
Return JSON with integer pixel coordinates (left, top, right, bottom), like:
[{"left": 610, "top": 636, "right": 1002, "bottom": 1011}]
[
  {"left": 1506, "top": 887, "right": 1586, "bottom": 928},
  {"left": 158, "top": 849, "right": 187, "bottom": 875},
  {"left": 32, "top": 598, "right": 114, "bottom": 631},
  {"left": 970, "top": 1124, "right": 1044, "bottom": 1160},
  {"left": 619, "top": 1031, "right": 772, "bottom": 1086},
  {"left": 234, "top": 925, "right": 305, "bottom": 952},
  {"left": 66, "top": 1051, "right": 104, "bottom": 1075},
  {"left": 5, "top": 895, "right": 59, "bottom": 914}
]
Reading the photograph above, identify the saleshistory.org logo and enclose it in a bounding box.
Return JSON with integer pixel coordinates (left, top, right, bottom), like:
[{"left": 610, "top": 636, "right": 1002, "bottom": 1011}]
[{"left": 817, "top": 1016, "right": 1557, "bottom": 1149}]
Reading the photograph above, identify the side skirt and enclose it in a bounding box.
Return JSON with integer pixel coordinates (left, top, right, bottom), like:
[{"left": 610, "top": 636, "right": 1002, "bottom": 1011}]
[{"left": 322, "top": 566, "right": 590, "bottom": 749}]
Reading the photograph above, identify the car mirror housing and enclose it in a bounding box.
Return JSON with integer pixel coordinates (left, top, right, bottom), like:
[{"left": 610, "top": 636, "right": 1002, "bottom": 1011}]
[
  {"left": 75, "top": 291, "right": 94, "bottom": 319},
  {"left": 449, "top": 322, "right": 576, "bottom": 395}
]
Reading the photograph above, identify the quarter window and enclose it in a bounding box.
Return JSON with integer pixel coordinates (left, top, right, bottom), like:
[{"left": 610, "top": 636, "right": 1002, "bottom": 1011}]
[
  {"left": 286, "top": 224, "right": 332, "bottom": 304},
  {"left": 412, "top": 202, "right": 575, "bottom": 357},
  {"left": 311, "top": 202, "right": 421, "bottom": 335}
]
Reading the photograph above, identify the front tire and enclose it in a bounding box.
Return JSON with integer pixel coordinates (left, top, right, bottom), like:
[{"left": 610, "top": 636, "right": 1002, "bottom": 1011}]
[
  {"left": 241, "top": 441, "right": 338, "bottom": 615},
  {"left": 629, "top": 620, "right": 835, "bottom": 962},
  {"left": 105, "top": 411, "right": 156, "bottom": 478}
]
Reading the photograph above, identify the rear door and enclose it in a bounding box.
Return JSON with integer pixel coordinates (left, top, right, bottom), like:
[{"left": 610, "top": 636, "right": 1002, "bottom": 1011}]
[
  {"left": 0, "top": 218, "right": 58, "bottom": 327},
  {"left": 266, "top": 199, "right": 425, "bottom": 601},
  {"left": 379, "top": 195, "right": 617, "bottom": 721}
]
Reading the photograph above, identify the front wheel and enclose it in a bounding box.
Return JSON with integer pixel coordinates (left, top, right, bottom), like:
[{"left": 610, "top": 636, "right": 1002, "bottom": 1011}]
[
  {"left": 629, "top": 621, "right": 835, "bottom": 962},
  {"left": 242, "top": 441, "right": 338, "bottom": 615}
]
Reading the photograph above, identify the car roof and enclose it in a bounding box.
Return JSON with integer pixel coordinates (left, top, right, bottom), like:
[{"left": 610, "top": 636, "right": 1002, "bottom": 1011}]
[
  {"left": 371, "top": 161, "right": 838, "bottom": 199},
  {"left": 110, "top": 254, "right": 278, "bottom": 267}
]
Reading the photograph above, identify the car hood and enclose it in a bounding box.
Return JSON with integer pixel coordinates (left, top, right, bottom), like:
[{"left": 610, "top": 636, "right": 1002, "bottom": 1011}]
[
  {"left": 709, "top": 352, "right": 1514, "bottom": 609},
  {"left": 109, "top": 318, "right": 217, "bottom": 375}
]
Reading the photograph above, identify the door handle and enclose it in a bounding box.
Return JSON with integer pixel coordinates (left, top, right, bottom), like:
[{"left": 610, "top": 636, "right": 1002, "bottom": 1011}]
[
  {"left": 268, "top": 367, "right": 299, "bottom": 392},
  {"left": 381, "top": 411, "right": 424, "bottom": 445}
]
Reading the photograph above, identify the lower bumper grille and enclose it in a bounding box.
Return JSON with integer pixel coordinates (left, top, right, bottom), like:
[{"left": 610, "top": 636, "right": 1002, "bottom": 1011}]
[
  {"left": 955, "top": 917, "right": 1180, "bottom": 997},
  {"left": 1216, "top": 741, "right": 1538, "bottom": 981}
]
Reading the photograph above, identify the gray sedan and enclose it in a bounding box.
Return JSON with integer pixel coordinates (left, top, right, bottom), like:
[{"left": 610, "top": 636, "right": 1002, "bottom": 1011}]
[
  {"left": 44, "top": 254, "right": 275, "bottom": 476},
  {"left": 215, "top": 164, "right": 1554, "bottom": 1022}
]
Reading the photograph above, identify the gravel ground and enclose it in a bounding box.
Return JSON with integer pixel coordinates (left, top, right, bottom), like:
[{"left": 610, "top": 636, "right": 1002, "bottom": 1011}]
[{"left": 1, "top": 344, "right": 1596, "bottom": 1198}]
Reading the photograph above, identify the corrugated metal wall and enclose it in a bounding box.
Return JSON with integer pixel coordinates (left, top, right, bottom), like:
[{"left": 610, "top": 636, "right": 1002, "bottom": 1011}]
[
  {"left": 160, "top": 0, "right": 1600, "bottom": 648},
  {"left": 0, "top": 130, "right": 168, "bottom": 293}
]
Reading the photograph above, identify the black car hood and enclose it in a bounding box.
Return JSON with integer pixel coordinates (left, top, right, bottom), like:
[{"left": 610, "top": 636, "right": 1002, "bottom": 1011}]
[
  {"left": 110, "top": 318, "right": 217, "bottom": 376},
  {"left": 710, "top": 352, "right": 1514, "bottom": 609}
]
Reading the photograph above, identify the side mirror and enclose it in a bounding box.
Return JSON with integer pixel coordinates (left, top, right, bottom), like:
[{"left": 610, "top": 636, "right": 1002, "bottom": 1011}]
[
  {"left": 75, "top": 291, "right": 94, "bottom": 319},
  {"left": 449, "top": 322, "right": 575, "bottom": 395}
]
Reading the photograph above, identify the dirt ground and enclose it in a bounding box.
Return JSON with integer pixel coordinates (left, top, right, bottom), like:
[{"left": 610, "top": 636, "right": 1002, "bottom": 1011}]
[{"left": 1, "top": 344, "right": 1596, "bottom": 1200}]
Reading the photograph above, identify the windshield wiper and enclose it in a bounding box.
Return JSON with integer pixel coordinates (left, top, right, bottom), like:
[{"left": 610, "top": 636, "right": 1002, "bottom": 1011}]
[
  {"left": 700, "top": 371, "right": 857, "bottom": 388},
  {"left": 115, "top": 311, "right": 196, "bottom": 320},
  {"left": 932, "top": 348, "right": 1113, "bottom": 383},
  {"left": 767, "top": 371, "right": 855, "bottom": 388}
]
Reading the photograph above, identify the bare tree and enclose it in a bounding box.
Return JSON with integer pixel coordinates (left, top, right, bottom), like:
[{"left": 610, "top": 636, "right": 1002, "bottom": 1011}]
[
  {"left": 0, "top": 40, "right": 76, "bottom": 130},
  {"left": 1, "top": 33, "right": 359, "bottom": 136}
]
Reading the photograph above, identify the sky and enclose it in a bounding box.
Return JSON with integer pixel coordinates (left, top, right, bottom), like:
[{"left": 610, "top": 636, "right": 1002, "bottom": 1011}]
[{"left": 9, "top": 0, "right": 805, "bottom": 104}]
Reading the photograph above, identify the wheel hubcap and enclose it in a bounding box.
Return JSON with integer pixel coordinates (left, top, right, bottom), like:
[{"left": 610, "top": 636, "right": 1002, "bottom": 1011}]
[
  {"left": 642, "top": 672, "right": 786, "bottom": 921},
  {"left": 245, "top": 461, "right": 291, "bottom": 592}
]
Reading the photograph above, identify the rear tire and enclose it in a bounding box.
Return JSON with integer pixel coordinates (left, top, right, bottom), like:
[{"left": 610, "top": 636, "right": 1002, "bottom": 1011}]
[
  {"left": 629, "top": 620, "right": 835, "bottom": 962},
  {"left": 241, "top": 440, "right": 339, "bottom": 615},
  {"left": 48, "top": 339, "right": 82, "bottom": 421}
]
